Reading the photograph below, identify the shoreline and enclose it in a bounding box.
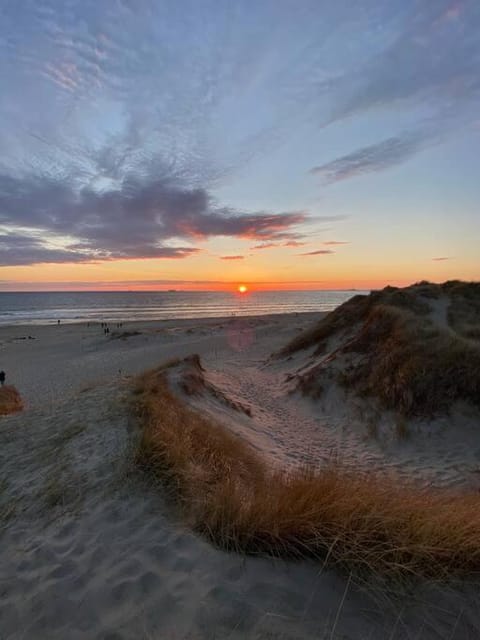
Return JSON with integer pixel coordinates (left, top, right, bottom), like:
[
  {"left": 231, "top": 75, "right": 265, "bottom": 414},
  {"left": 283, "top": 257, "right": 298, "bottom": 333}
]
[
  {"left": 0, "top": 290, "right": 364, "bottom": 328},
  {"left": 0, "top": 309, "right": 323, "bottom": 331}
]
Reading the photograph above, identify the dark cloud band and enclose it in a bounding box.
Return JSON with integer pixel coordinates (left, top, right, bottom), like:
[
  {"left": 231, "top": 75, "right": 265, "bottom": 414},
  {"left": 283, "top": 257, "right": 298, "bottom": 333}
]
[{"left": 0, "top": 170, "right": 308, "bottom": 266}]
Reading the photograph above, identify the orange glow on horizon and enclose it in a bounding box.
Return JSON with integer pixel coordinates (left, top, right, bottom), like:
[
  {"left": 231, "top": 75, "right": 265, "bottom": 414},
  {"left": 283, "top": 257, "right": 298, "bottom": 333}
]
[
  {"left": 2, "top": 277, "right": 472, "bottom": 292},
  {"left": 1, "top": 242, "right": 478, "bottom": 293}
]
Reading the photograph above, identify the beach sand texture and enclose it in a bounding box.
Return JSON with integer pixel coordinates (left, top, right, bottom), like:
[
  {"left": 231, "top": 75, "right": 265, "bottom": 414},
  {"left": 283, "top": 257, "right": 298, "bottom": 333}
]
[{"left": 1, "top": 307, "right": 480, "bottom": 639}]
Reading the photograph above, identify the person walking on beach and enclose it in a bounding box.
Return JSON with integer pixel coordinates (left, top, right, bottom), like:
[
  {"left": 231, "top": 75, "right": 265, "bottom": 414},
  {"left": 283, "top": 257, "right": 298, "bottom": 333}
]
[{"left": 0, "top": 371, "right": 5, "bottom": 386}]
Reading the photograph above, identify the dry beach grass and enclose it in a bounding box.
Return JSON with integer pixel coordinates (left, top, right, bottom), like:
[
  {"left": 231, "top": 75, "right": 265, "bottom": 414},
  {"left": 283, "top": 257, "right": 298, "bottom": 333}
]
[
  {"left": 134, "top": 360, "right": 480, "bottom": 579},
  {"left": 0, "top": 385, "right": 23, "bottom": 416},
  {"left": 281, "top": 281, "right": 480, "bottom": 417}
]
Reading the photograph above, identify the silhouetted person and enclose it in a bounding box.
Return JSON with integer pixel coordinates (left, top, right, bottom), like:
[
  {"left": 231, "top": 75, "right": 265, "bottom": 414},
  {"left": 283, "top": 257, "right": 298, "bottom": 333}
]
[
  {"left": 0, "top": 371, "right": 5, "bottom": 386},
  {"left": 57, "top": 319, "right": 61, "bottom": 325}
]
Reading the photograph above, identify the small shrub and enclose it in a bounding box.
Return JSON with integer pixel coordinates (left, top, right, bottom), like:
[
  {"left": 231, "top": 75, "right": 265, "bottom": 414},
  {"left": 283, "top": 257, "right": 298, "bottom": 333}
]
[{"left": 0, "top": 386, "right": 23, "bottom": 416}]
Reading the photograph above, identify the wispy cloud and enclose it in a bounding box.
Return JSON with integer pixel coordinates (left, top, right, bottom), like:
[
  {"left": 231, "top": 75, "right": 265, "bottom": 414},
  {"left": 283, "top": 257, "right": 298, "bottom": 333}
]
[
  {"left": 311, "top": 131, "right": 437, "bottom": 183},
  {"left": 283, "top": 240, "right": 307, "bottom": 247},
  {"left": 220, "top": 255, "right": 244, "bottom": 260},
  {"left": 306, "top": 3, "right": 480, "bottom": 183},
  {"left": 324, "top": 240, "right": 349, "bottom": 246},
  {"left": 251, "top": 242, "right": 280, "bottom": 250},
  {"left": 432, "top": 256, "right": 453, "bottom": 261},
  {"left": 299, "top": 249, "right": 334, "bottom": 256},
  {"left": 327, "top": 3, "right": 480, "bottom": 123}
]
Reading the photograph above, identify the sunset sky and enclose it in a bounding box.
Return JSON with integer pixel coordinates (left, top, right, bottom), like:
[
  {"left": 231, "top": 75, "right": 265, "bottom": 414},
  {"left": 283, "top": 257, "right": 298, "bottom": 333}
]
[{"left": 0, "top": 0, "right": 479, "bottom": 291}]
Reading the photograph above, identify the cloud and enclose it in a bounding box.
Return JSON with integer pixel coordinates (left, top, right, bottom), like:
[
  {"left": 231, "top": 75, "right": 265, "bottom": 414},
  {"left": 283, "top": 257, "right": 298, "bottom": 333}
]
[
  {"left": 283, "top": 240, "right": 307, "bottom": 247},
  {"left": 251, "top": 242, "right": 280, "bottom": 250},
  {"left": 0, "top": 167, "right": 309, "bottom": 265},
  {"left": 328, "top": 3, "right": 480, "bottom": 123},
  {"left": 180, "top": 210, "right": 308, "bottom": 240},
  {"left": 307, "top": 3, "right": 480, "bottom": 180},
  {"left": 310, "top": 131, "right": 437, "bottom": 183},
  {"left": 299, "top": 249, "right": 334, "bottom": 256},
  {"left": 1, "top": 1, "right": 478, "bottom": 271},
  {"left": 1, "top": 3, "right": 332, "bottom": 268},
  {"left": 220, "top": 255, "right": 244, "bottom": 260},
  {"left": 0, "top": 233, "right": 94, "bottom": 266},
  {"left": 0, "top": 231, "right": 200, "bottom": 266},
  {"left": 323, "top": 240, "right": 349, "bottom": 246},
  {"left": 432, "top": 256, "right": 453, "bottom": 261}
]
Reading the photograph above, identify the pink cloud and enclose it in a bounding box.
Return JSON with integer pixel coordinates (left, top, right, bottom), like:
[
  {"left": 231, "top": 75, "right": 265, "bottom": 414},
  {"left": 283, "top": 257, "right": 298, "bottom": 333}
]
[
  {"left": 220, "top": 255, "right": 245, "bottom": 260},
  {"left": 299, "top": 249, "right": 334, "bottom": 256},
  {"left": 251, "top": 242, "right": 280, "bottom": 250},
  {"left": 284, "top": 240, "right": 307, "bottom": 247}
]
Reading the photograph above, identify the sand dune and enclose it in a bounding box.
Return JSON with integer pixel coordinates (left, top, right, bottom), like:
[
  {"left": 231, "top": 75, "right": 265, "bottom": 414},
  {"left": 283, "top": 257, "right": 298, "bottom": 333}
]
[
  {"left": 279, "top": 281, "right": 480, "bottom": 415},
  {"left": 1, "top": 307, "right": 480, "bottom": 638}
]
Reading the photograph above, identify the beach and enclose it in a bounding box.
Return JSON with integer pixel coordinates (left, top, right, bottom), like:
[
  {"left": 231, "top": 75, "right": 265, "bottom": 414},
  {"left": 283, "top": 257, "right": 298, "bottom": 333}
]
[
  {"left": 1, "top": 311, "right": 480, "bottom": 639},
  {"left": 3, "top": 0, "right": 479, "bottom": 636}
]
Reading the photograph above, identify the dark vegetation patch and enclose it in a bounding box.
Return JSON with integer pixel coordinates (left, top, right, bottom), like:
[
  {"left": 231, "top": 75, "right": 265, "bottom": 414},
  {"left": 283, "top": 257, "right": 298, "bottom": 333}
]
[{"left": 0, "top": 386, "right": 23, "bottom": 416}]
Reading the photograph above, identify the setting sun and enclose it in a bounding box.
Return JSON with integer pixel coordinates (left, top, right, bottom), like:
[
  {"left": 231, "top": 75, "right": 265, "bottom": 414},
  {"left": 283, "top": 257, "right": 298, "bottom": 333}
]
[{"left": 238, "top": 285, "right": 248, "bottom": 294}]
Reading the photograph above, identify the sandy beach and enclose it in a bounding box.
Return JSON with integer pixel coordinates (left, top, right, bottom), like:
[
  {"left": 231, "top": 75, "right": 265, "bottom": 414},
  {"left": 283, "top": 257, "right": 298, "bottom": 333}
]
[
  {"left": 2, "top": 0, "right": 479, "bottom": 636},
  {"left": 1, "top": 311, "right": 480, "bottom": 639}
]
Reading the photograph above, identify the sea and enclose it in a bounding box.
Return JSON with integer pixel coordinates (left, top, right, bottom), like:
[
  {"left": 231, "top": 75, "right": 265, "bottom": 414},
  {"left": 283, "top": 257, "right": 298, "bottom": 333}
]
[{"left": 0, "top": 290, "right": 366, "bottom": 326}]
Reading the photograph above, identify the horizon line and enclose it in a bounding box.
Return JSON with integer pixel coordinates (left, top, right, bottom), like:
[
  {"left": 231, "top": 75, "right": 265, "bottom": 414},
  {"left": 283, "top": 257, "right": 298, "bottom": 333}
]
[{"left": 0, "top": 287, "right": 367, "bottom": 293}]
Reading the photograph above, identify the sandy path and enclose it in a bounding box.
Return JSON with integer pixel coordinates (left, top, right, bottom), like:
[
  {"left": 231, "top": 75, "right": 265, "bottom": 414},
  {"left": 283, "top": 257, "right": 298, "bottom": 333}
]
[{"left": 191, "top": 354, "right": 480, "bottom": 490}]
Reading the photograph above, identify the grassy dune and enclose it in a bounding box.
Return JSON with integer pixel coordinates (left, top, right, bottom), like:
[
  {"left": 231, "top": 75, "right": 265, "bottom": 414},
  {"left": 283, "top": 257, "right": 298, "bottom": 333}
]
[
  {"left": 134, "top": 362, "right": 480, "bottom": 578},
  {"left": 0, "top": 386, "right": 23, "bottom": 416},
  {"left": 281, "top": 281, "right": 480, "bottom": 416}
]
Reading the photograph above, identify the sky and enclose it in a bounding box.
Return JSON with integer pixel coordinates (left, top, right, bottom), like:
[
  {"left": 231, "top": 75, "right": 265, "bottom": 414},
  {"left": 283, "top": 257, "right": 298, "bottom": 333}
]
[{"left": 0, "top": 0, "right": 479, "bottom": 291}]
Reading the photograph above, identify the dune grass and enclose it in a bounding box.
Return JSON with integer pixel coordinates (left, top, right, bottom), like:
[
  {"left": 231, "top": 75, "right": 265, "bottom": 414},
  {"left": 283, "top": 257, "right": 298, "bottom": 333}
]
[
  {"left": 338, "top": 304, "right": 480, "bottom": 416},
  {"left": 445, "top": 280, "right": 480, "bottom": 340},
  {"left": 134, "top": 364, "right": 480, "bottom": 579},
  {"left": 280, "top": 281, "right": 480, "bottom": 417},
  {"left": 0, "top": 385, "right": 23, "bottom": 416},
  {"left": 279, "top": 293, "right": 372, "bottom": 357},
  {"left": 279, "top": 285, "right": 435, "bottom": 358}
]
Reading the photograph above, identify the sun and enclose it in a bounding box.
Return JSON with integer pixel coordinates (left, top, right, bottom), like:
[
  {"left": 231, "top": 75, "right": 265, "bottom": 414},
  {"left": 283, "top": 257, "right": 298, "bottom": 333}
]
[{"left": 238, "top": 284, "right": 248, "bottom": 294}]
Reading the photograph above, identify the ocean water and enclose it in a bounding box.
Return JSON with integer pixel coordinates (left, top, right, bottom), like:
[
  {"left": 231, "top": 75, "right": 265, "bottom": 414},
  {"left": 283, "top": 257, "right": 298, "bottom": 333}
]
[{"left": 0, "top": 290, "right": 366, "bottom": 326}]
